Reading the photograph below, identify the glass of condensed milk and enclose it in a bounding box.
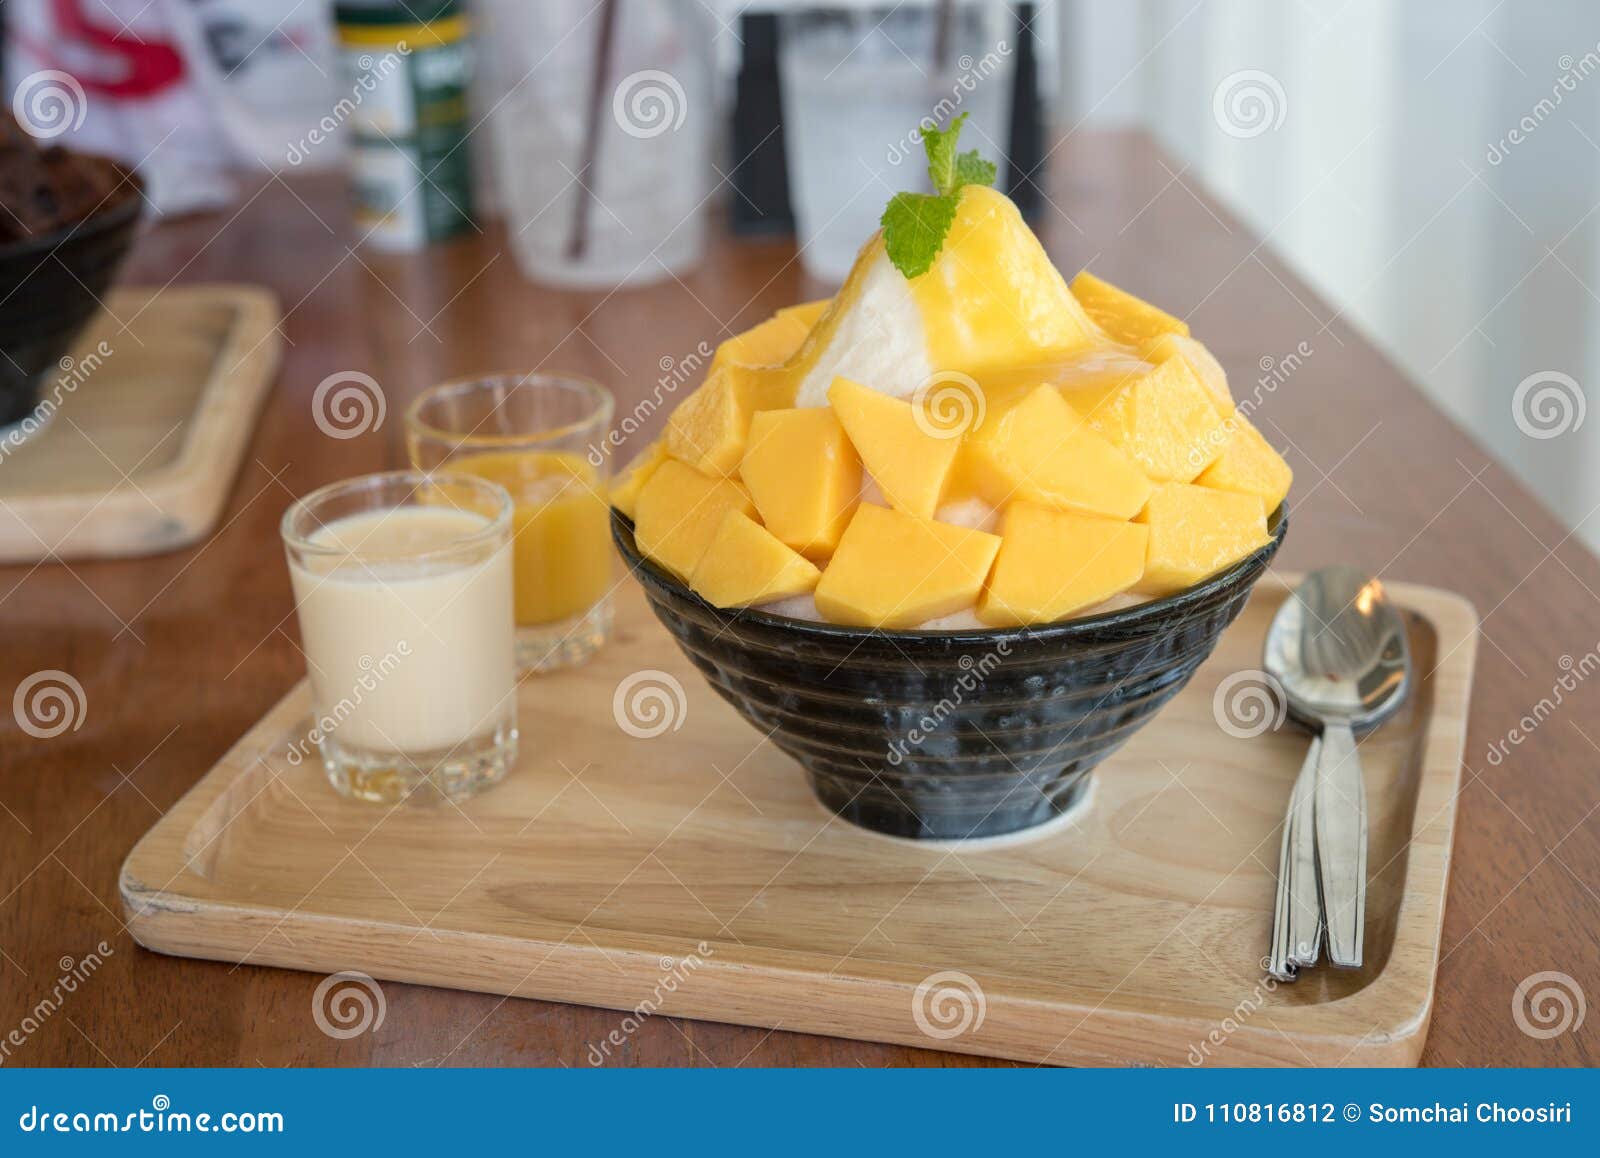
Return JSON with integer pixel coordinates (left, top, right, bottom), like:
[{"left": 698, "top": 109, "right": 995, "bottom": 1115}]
[{"left": 280, "top": 470, "right": 518, "bottom": 803}]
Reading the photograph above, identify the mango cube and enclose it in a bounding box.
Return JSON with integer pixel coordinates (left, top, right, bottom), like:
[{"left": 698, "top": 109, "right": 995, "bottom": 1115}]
[
  {"left": 609, "top": 440, "right": 667, "bottom": 520},
  {"left": 964, "top": 385, "right": 1153, "bottom": 520},
  {"left": 664, "top": 364, "right": 791, "bottom": 476},
  {"left": 740, "top": 408, "right": 861, "bottom": 556},
  {"left": 690, "top": 511, "right": 821, "bottom": 608},
  {"left": 1135, "top": 483, "right": 1269, "bottom": 596},
  {"left": 1196, "top": 416, "right": 1293, "bottom": 512},
  {"left": 814, "top": 504, "right": 1001, "bottom": 629},
  {"left": 1067, "top": 355, "right": 1229, "bottom": 483},
  {"left": 1142, "top": 332, "right": 1233, "bottom": 415},
  {"left": 1071, "top": 270, "right": 1190, "bottom": 350},
  {"left": 979, "top": 502, "right": 1149, "bottom": 627},
  {"left": 711, "top": 312, "right": 813, "bottom": 373},
  {"left": 633, "top": 458, "right": 756, "bottom": 581},
  {"left": 828, "top": 376, "right": 960, "bottom": 519}
]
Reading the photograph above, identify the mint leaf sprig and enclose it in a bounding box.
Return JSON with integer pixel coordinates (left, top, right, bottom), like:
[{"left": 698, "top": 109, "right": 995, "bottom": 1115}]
[{"left": 881, "top": 113, "right": 998, "bottom": 279}]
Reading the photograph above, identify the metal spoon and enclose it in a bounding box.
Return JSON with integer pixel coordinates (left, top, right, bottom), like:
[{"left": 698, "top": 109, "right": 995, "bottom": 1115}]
[{"left": 1264, "top": 567, "right": 1411, "bottom": 971}]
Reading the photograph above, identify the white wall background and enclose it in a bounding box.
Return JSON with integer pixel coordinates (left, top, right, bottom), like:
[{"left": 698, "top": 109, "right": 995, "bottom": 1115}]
[{"left": 1058, "top": 0, "right": 1600, "bottom": 552}]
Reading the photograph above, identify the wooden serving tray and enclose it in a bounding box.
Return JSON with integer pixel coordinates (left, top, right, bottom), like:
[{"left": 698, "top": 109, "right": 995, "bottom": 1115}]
[
  {"left": 121, "top": 574, "right": 1477, "bottom": 1066},
  {"left": 0, "top": 284, "right": 280, "bottom": 563}
]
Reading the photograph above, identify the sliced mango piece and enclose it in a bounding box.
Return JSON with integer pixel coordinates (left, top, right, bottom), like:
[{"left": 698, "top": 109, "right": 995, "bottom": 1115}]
[
  {"left": 1195, "top": 416, "right": 1293, "bottom": 512},
  {"left": 814, "top": 504, "right": 1001, "bottom": 630},
  {"left": 690, "top": 510, "right": 821, "bottom": 608},
  {"left": 740, "top": 408, "right": 861, "bottom": 556},
  {"left": 777, "top": 298, "right": 830, "bottom": 329},
  {"left": 979, "top": 502, "right": 1148, "bottom": 627},
  {"left": 1066, "top": 355, "right": 1228, "bottom": 483},
  {"left": 1135, "top": 483, "right": 1269, "bottom": 596},
  {"left": 828, "top": 376, "right": 960, "bottom": 519},
  {"left": 1070, "top": 270, "right": 1190, "bottom": 350},
  {"left": 609, "top": 440, "right": 667, "bottom": 519},
  {"left": 633, "top": 458, "right": 756, "bottom": 581},
  {"left": 792, "top": 186, "right": 1100, "bottom": 406},
  {"left": 1142, "top": 331, "right": 1233, "bottom": 415},
  {"left": 663, "top": 364, "right": 791, "bottom": 476},
  {"left": 964, "top": 384, "right": 1153, "bottom": 519},
  {"left": 711, "top": 312, "right": 812, "bottom": 373}
]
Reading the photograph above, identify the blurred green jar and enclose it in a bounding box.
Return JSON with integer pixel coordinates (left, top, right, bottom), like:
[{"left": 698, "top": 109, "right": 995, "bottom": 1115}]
[{"left": 334, "top": 0, "right": 475, "bottom": 250}]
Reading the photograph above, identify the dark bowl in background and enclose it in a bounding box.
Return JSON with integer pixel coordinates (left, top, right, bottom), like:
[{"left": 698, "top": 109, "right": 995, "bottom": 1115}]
[
  {"left": 615, "top": 503, "right": 1287, "bottom": 840},
  {"left": 0, "top": 160, "right": 142, "bottom": 429}
]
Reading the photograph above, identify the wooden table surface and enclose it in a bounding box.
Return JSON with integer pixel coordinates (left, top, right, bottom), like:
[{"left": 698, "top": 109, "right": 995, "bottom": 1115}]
[{"left": 2, "top": 132, "right": 1596, "bottom": 1067}]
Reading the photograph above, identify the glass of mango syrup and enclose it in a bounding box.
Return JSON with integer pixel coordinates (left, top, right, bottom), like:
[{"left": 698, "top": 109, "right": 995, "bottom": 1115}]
[{"left": 405, "top": 373, "right": 616, "bottom": 672}]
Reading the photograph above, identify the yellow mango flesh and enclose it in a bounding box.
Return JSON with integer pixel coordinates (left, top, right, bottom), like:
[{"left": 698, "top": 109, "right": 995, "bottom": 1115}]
[
  {"left": 1070, "top": 270, "right": 1190, "bottom": 349},
  {"left": 663, "top": 364, "right": 792, "bottom": 476},
  {"left": 690, "top": 510, "right": 821, "bottom": 608},
  {"left": 1067, "top": 355, "right": 1228, "bottom": 483},
  {"left": 633, "top": 458, "right": 756, "bottom": 581},
  {"left": 740, "top": 408, "right": 861, "bottom": 556},
  {"left": 609, "top": 440, "right": 667, "bottom": 519},
  {"left": 777, "top": 298, "right": 830, "bottom": 329},
  {"left": 964, "top": 384, "right": 1153, "bottom": 519},
  {"left": 913, "top": 186, "right": 1102, "bottom": 376},
  {"left": 828, "top": 376, "right": 960, "bottom": 519},
  {"left": 814, "top": 504, "right": 1001, "bottom": 630},
  {"left": 1196, "top": 416, "right": 1293, "bottom": 512},
  {"left": 1142, "top": 331, "right": 1233, "bottom": 415},
  {"left": 711, "top": 312, "right": 813, "bottom": 373},
  {"left": 979, "top": 502, "right": 1148, "bottom": 627},
  {"left": 1135, "top": 483, "right": 1269, "bottom": 596}
]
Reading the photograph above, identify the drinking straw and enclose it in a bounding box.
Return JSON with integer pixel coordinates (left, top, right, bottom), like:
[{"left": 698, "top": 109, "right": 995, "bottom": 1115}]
[{"left": 566, "top": 0, "right": 620, "bottom": 262}]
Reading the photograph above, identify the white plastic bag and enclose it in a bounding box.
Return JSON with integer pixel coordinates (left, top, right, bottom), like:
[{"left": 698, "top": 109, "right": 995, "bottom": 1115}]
[{"left": 4, "top": 0, "right": 337, "bottom": 215}]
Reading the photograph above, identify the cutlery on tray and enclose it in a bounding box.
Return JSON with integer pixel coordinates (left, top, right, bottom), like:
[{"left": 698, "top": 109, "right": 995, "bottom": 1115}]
[{"left": 1263, "top": 567, "right": 1411, "bottom": 979}]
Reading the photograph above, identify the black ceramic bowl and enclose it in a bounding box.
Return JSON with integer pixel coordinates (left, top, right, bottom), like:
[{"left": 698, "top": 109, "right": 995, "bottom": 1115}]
[
  {"left": 615, "top": 503, "right": 1286, "bottom": 840},
  {"left": 0, "top": 161, "right": 142, "bottom": 429}
]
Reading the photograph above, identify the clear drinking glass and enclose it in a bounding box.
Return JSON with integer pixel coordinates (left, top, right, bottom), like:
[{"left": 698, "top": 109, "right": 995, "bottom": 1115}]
[
  {"left": 478, "top": 0, "right": 715, "bottom": 287},
  {"left": 281, "top": 471, "right": 519, "bottom": 804},
  {"left": 779, "top": 2, "right": 1016, "bottom": 282},
  {"left": 405, "top": 373, "right": 616, "bottom": 672}
]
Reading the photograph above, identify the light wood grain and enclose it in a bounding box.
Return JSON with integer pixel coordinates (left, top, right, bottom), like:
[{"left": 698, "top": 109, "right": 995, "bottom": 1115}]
[
  {"left": 119, "top": 573, "right": 1478, "bottom": 1067},
  {"left": 0, "top": 285, "right": 280, "bottom": 563}
]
